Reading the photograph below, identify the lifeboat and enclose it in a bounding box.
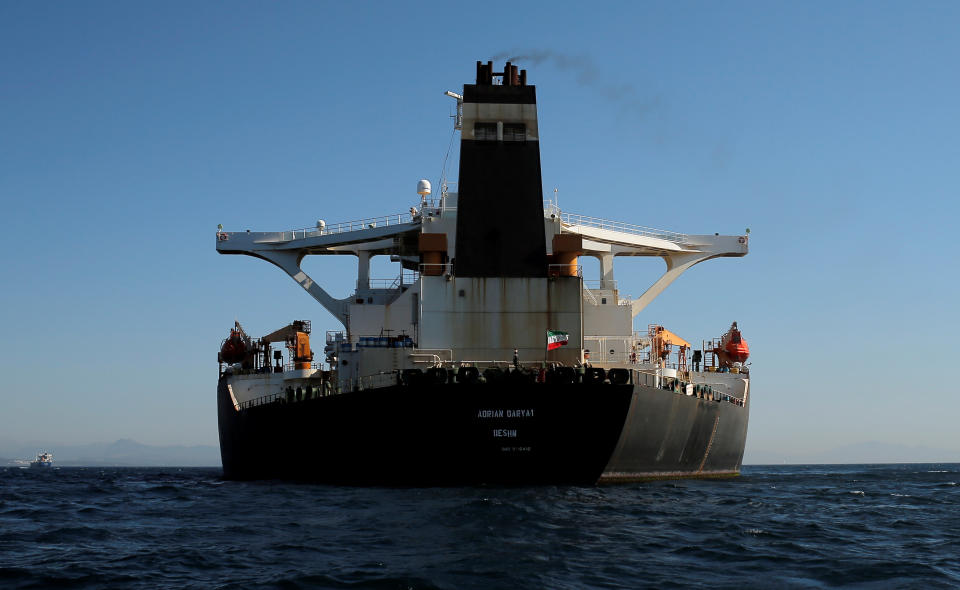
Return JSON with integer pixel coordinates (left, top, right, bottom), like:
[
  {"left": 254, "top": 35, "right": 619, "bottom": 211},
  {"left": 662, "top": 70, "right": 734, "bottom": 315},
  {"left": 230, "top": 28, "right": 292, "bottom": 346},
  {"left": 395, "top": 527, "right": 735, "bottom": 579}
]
[
  {"left": 720, "top": 322, "right": 749, "bottom": 363},
  {"left": 219, "top": 322, "right": 251, "bottom": 364}
]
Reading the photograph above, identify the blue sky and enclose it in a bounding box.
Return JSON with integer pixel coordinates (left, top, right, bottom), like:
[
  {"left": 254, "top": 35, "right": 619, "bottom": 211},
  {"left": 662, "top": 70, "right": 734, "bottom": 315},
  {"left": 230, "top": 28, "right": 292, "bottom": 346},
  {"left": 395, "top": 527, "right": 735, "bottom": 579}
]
[{"left": 1, "top": 2, "right": 958, "bottom": 462}]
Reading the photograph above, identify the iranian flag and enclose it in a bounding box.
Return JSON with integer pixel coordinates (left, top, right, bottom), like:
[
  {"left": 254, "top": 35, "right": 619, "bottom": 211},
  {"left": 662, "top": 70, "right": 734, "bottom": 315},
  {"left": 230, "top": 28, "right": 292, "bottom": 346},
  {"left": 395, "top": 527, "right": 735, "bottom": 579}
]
[{"left": 547, "top": 330, "right": 569, "bottom": 351}]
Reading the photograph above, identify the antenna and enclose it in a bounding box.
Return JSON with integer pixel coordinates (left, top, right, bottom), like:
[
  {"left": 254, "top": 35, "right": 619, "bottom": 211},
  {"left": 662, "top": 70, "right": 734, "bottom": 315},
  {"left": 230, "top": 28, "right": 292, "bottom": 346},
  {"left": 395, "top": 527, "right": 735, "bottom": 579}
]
[
  {"left": 444, "top": 91, "right": 463, "bottom": 130},
  {"left": 439, "top": 92, "right": 462, "bottom": 198}
]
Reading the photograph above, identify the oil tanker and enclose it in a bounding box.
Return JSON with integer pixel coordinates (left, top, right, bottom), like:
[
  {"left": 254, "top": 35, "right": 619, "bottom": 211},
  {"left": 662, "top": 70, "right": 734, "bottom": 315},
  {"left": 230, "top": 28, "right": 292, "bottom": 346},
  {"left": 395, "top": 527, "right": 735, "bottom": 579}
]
[{"left": 214, "top": 61, "right": 751, "bottom": 485}]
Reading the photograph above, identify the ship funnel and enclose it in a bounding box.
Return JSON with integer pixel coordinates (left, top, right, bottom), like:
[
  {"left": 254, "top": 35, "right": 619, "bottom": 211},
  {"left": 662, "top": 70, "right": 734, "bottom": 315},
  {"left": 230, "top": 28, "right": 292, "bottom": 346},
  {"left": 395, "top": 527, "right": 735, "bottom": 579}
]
[{"left": 455, "top": 60, "right": 546, "bottom": 277}]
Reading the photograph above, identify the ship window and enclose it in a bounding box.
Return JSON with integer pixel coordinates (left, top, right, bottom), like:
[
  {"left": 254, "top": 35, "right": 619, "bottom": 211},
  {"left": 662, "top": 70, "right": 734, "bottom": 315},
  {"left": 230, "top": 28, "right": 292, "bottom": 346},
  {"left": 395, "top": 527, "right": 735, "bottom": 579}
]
[
  {"left": 503, "top": 123, "right": 526, "bottom": 142},
  {"left": 474, "top": 122, "right": 497, "bottom": 141}
]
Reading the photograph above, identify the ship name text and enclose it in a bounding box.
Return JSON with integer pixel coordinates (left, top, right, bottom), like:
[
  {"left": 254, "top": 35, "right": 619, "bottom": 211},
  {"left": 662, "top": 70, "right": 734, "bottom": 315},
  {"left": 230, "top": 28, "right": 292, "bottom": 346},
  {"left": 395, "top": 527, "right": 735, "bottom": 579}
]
[{"left": 477, "top": 408, "right": 535, "bottom": 419}]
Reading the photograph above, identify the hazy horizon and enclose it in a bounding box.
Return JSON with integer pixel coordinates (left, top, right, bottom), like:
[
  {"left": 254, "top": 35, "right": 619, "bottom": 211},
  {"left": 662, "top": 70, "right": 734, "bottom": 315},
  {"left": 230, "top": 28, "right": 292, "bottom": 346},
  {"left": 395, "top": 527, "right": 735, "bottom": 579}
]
[{"left": 2, "top": 437, "right": 955, "bottom": 468}]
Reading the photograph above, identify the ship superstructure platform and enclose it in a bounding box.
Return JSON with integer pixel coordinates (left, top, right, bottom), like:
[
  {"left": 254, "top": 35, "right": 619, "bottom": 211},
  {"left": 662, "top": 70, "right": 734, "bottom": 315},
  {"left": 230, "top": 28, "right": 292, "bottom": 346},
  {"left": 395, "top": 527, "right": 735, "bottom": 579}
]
[{"left": 216, "top": 200, "right": 746, "bottom": 351}]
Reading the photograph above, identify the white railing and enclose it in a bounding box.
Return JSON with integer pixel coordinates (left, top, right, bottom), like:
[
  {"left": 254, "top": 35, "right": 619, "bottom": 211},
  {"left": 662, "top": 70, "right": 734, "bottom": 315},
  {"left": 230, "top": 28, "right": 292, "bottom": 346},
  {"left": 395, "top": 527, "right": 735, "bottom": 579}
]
[
  {"left": 582, "top": 288, "right": 599, "bottom": 305},
  {"left": 219, "top": 198, "right": 457, "bottom": 242},
  {"left": 543, "top": 200, "right": 561, "bottom": 218},
  {"left": 367, "top": 270, "right": 420, "bottom": 290},
  {"left": 283, "top": 362, "right": 324, "bottom": 372},
  {"left": 408, "top": 349, "right": 454, "bottom": 365},
  {"left": 543, "top": 200, "right": 688, "bottom": 243},
  {"left": 582, "top": 286, "right": 632, "bottom": 306},
  {"left": 583, "top": 280, "right": 617, "bottom": 290},
  {"left": 419, "top": 262, "right": 453, "bottom": 275},
  {"left": 285, "top": 211, "right": 419, "bottom": 239},
  {"left": 586, "top": 350, "right": 642, "bottom": 365}
]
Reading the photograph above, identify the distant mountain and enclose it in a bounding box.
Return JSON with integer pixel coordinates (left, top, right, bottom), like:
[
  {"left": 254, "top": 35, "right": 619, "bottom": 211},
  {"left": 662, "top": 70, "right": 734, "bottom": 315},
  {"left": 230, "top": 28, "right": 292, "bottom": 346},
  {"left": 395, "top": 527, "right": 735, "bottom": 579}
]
[
  {"left": 745, "top": 441, "right": 957, "bottom": 465},
  {"left": 2, "top": 439, "right": 220, "bottom": 467},
  {"left": 810, "top": 441, "right": 956, "bottom": 464},
  {"left": 742, "top": 449, "right": 792, "bottom": 465}
]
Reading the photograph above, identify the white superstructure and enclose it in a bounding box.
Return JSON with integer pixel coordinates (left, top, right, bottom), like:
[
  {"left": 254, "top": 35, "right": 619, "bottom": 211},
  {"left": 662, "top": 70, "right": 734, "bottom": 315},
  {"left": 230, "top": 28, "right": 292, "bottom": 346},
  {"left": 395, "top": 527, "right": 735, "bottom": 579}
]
[{"left": 216, "top": 193, "right": 746, "bottom": 392}]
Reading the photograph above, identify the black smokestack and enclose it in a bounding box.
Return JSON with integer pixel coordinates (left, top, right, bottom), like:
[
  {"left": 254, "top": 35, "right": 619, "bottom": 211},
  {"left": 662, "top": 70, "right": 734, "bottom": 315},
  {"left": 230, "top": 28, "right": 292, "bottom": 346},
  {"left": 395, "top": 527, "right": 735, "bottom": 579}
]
[{"left": 454, "top": 61, "right": 547, "bottom": 278}]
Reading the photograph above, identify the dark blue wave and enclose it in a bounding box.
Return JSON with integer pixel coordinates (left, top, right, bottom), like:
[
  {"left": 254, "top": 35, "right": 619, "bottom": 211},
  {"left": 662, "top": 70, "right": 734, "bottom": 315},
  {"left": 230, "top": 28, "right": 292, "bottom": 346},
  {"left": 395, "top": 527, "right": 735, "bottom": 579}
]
[{"left": 0, "top": 464, "right": 958, "bottom": 589}]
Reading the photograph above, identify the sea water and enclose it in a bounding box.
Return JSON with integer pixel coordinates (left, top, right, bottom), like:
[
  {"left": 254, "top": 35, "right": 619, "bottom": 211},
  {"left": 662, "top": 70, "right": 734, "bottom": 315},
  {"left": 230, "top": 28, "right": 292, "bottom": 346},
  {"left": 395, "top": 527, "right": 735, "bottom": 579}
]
[{"left": 1, "top": 464, "right": 958, "bottom": 589}]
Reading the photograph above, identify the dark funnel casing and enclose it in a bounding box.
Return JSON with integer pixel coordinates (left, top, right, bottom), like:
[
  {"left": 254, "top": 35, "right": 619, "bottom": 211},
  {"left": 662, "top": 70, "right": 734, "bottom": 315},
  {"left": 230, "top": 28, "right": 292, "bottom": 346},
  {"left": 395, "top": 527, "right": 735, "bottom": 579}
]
[{"left": 454, "top": 61, "right": 548, "bottom": 278}]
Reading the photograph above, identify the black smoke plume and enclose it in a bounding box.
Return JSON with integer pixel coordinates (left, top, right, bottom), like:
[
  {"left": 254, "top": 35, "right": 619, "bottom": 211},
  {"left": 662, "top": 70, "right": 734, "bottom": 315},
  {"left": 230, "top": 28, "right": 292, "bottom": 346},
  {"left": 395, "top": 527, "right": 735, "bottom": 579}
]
[{"left": 492, "top": 50, "right": 658, "bottom": 115}]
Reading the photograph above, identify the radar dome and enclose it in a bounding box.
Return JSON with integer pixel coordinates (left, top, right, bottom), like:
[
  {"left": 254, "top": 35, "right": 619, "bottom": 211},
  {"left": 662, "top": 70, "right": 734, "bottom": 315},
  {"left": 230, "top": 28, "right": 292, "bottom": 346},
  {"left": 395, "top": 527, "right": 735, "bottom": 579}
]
[{"left": 417, "top": 179, "right": 431, "bottom": 196}]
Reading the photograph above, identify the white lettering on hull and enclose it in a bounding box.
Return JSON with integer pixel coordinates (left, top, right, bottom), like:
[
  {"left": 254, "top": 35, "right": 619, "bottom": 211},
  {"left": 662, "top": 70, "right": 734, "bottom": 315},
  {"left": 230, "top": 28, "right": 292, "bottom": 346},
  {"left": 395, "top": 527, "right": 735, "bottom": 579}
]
[
  {"left": 501, "top": 446, "right": 532, "bottom": 452},
  {"left": 477, "top": 408, "right": 535, "bottom": 419}
]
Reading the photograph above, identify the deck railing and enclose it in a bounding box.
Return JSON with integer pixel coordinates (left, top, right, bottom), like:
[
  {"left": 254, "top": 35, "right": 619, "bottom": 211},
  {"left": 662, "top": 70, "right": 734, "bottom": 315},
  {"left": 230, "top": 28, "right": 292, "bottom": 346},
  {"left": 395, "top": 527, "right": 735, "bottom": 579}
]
[
  {"left": 548, "top": 264, "right": 582, "bottom": 277},
  {"left": 543, "top": 200, "right": 688, "bottom": 243},
  {"left": 223, "top": 197, "right": 690, "bottom": 244},
  {"left": 367, "top": 270, "right": 420, "bottom": 290},
  {"left": 283, "top": 362, "right": 325, "bottom": 372},
  {"left": 583, "top": 279, "right": 616, "bottom": 290},
  {"left": 340, "top": 372, "right": 399, "bottom": 392},
  {"left": 284, "top": 211, "right": 418, "bottom": 239},
  {"left": 236, "top": 392, "right": 284, "bottom": 411},
  {"left": 419, "top": 262, "right": 453, "bottom": 275}
]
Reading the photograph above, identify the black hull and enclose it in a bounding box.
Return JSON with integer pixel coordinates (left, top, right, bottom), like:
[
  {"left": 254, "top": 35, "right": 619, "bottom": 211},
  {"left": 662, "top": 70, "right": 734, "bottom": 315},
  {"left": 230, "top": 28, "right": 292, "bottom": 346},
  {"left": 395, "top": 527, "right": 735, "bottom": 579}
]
[
  {"left": 218, "top": 377, "right": 749, "bottom": 485},
  {"left": 600, "top": 384, "right": 749, "bottom": 482}
]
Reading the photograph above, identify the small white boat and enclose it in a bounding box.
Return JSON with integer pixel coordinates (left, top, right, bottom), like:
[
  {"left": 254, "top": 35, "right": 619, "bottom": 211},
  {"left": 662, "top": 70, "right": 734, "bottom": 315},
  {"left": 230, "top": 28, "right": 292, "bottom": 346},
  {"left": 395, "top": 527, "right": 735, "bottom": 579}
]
[{"left": 29, "top": 452, "right": 53, "bottom": 468}]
